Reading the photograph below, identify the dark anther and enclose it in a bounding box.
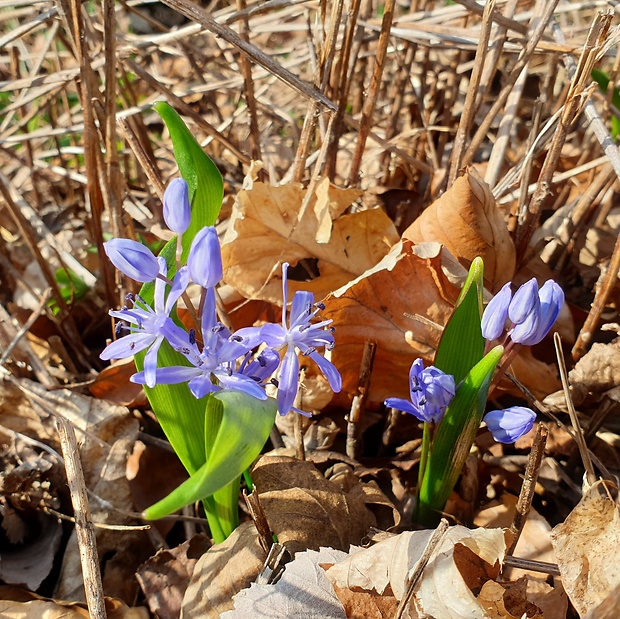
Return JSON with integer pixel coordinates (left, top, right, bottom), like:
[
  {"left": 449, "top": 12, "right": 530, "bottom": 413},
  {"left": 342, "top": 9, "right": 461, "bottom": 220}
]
[
  {"left": 258, "top": 356, "right": 267, "bottom": 367},
  {"left": 125, "top": 293, "right": 133, "bottom": 301},
  {"left": 329, "top": 326, "right": 335, "bottom": 333},
  {"left": 271, "top": 378, "right": 279, "bottom": 387},
  {"left": 189, "top": 329, "right": 196, "bottom": 345},
  {"left": 316, "top": 302, "right": 325, "bottom": 311},
  {"left": 231, "top": 335, "right": 243, "bottom": 342},
  {"left": 136, "top": 294, "right": 147, "bottom": 305},
  {"left": 115, "top": 322, "right": 124, "bottom": 336}
]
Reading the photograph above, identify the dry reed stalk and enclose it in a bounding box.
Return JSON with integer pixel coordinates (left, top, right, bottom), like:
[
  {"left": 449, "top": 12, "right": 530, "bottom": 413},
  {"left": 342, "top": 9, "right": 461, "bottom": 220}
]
[
  {"left": 347, "top": 0, "right": 395, "bottom": 185},
  {"left": 448, "top": 0, "right": 496, "bottom": 186}
]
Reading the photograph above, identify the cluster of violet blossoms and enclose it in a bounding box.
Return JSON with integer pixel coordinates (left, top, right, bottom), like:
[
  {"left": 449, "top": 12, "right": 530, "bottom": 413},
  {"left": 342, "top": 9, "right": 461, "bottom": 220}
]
[
  {"left": 385, "top": 277, "right": 564, "bottom": 444},
  {"left": 100, "top": 178, "right": 342, "bottom": 416}
]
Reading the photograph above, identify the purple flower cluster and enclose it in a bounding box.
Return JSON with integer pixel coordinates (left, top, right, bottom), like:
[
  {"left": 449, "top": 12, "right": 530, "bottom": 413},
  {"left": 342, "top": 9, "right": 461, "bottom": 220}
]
[
  {"left": 481, "top": 278, "right": 564, "bottom": 346},
  {"left": 385, "top": 359, "right": 455, "bottom": 424},
  {"left": 101, "top": 178, "right": 341, "bottom": 416},
  {"left": 384, "top": 357, "right": 536, "bottom": 443}
]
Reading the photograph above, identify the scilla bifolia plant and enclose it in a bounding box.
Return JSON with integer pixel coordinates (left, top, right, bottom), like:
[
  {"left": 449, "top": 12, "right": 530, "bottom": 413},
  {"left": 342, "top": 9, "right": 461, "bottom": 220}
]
[
  {"left": 100, "top": 103, "right": 341, "bottom": 542},
  {"left": 385, "top": 259, "right": 563, "bottom": 525}
]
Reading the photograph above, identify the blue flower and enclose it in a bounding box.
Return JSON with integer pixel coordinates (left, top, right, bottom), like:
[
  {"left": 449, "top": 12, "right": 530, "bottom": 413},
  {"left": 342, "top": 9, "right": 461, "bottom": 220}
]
[
  {"left": 481, "top": 278, "right": 564, "bottom": 346},
  {"left": 385, "top": 358, "right": 455, "bottom": 423},
  {"left": 188, "top": 226, "right": 222, "bottom": 289},
  {"left": 104, "top": 238, "right": 160, "bottom": 283},
  {"left": 131, "top": 288, "right": 266, "bottom": 400},
  {"left": 100, "top": 257, "right": 189, "bottom": 388},
  {"left": 481, "top": 283, "right": 511, "bottom": 341},
  {"left": 163, "top": 178, "right": 191, "bottom": 235},
  {"left": 483, "top": 406, "right": 536, "bottom": 443},
  {"left": 260, "top": 263, "right": 341, "bottom": 416}
]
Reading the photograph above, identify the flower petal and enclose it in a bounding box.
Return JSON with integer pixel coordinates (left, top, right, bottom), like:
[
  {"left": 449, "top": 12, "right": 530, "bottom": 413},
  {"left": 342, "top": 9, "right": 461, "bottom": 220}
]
[
  {"left": 277, "top": 348, "right": 299, "bottom": 415},
  {"left": 483, "top": 406, "right": 536, "bottom": 443},
  {"left": 308, "top": 351, "right": 341, "bottom": 393},
  {"left": 143, "top": 335, "right": 164, "bottom": 388},
  {"left": 104, "top": 238, "right": 160, "bottom": 283},
  {"left": 508, "top": 278, "right": 539, "bottom": 324},
  {"left": 163, "top": 177, "right": 191, "bottom": 234},
  {"left": 289, "top": 291, "right": 314, "bottom": 329},
  {"left": 100, "top": 332, "right": 155, "bottom": 360},
  {"left": 188, "top": 226, "right": 222, "bottom": 288},
  {"left": 481, "top": 282, "right": 512, "bottom": 341},
  {"left": 131, "top": 366, "right": 202, "bottom": 385},
  {"left": 260, "top": 323, "right": 286, "bottom": 347},
  {"left": 215, "top": 372, "right": 268, "bottom": 400},
  {"left": 384, "top": 397, "right": 427, "bottom": 421}
]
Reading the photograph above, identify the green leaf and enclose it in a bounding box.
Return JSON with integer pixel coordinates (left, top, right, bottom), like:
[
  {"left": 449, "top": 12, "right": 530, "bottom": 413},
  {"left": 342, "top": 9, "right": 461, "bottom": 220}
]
[
  {"left": 592, "top": 69, "right": 620, "bottom": 140},
  {"left": 143, "top": 391, "right": 277, "bottom": 520},
  {"left": 153, "top": 101, "right": 223, "bottom": 227},
  {"left": 417, "top": 345, "right": 504, "bottom": 524},
  {"left": 433, "top": 257, "right": 485, "bottom": 383}
]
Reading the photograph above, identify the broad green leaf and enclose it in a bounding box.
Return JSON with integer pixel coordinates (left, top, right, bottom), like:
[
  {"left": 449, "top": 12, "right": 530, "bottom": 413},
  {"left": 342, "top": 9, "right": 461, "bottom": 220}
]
[
  {"left": 433, "top": 257, "right": 485, "bottom": 383},
  {"left": 417, "top": 345, "right": 504, "bottom": 524},
  {"left": 153, "top": 101, "right": 223, "bottom": 227},
  {"left": 143, "top": 391, "right": 277, "bottom": 520},
  {"left": 136, "top": 343, "right": 206, "bottom": 475}
]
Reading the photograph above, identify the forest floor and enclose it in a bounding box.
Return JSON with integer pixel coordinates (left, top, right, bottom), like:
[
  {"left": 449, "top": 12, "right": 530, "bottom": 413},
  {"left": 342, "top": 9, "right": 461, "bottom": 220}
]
[{"left": 0, "top": 0, "right": 619, "bottom": 617}]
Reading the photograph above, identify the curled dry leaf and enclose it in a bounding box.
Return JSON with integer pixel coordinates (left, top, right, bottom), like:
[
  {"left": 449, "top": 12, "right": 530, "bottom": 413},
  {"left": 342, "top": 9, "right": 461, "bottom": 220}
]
[
  {"left": 221, "top": 177, "right": 399, "bottom": 303},
  {"left": 181, "top": 522, "right": 266, "bottom": 619},
  {"left": 550, "top": 480, "right": 620, "bottom": 617},
  {"left": 251, "top": 455, "right": 394, "bottom": 555},
  {"left": 325, "top": 525, "right": 506, "bottom": 618},
  {"left": 403, "top": 168, "right": 516, "bottom": 292},
  {"left": 136, "top": 534, "right": 211, "bottom": 619}
]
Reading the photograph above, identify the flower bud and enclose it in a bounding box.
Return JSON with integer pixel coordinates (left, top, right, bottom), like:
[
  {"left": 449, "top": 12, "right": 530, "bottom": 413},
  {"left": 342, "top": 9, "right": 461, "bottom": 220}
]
[
  {"left": 163, "top": 178, "right": 191, "bottom": 234},
  {"left": 187, "top": 226, "right": 223, "bottom": 288},
  {"left": 104, "top": 238, "right": 160, "bottom": 282},
  {"left": 508, "top": 278, "right": 540, "bottom": 324},
  {"left": 481, "top": 282, "right": 512, "bottom": 341},
  {"left": 483, "top": 406, "right": 536, "bottom": 443}
]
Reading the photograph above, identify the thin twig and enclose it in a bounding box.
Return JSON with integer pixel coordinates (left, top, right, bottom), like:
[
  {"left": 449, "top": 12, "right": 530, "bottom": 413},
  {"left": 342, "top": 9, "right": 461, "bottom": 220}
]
[
  {"left": 56, "top": 415, "right": 107, "bottom": 619},
  {"left": 346, "top": 340, "right": 376, "bottom": 460},
  {"left": 395, "top": 519, "right": 450, "bottom": 619},
  {"left": 507, "top": 423, "right": 548, "bottom": 555},
  {"left": 553, "top": 333, "right": 597, "bottom": 487}
]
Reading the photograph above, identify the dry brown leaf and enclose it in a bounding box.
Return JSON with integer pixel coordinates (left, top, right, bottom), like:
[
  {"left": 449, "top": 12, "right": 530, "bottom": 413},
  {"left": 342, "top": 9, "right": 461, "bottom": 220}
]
[
  {"left": 251, "top": 455, "right": 386, "bottom": 554},
  {"left": 0, "top": 586, "right": 148, "bottom": 619},
  {"left": 89, "top": 359, "right": 147, "bottom": 407},
  {"left": 478, "top": 578, "right": 544, "bottom": 619},
  {"left": 322, "top": 241, "right": 462, "bottom": 406},
  {"left": 550, "top": 480, "right": 620, "bottom": 617},
  {"left": 137, "top": 534, "right": 211, "bottom": 619},
  {"left": 475, "top": 494, "right": 556, "bottom": 581},
  {"left": 332, "top": 583, "right": 399, "bottom": 619},
  {"left": 181, "top": 521, "right": 266, "bottom": 619},
  {"left": 221, "top": 177, "right": 399, "bottom": 303},
  {"left": 403, "top": 168, "right": 516, "bottom": 293},
  {"left": 325, "top": 525, "right": 506, "bottom": 618}
]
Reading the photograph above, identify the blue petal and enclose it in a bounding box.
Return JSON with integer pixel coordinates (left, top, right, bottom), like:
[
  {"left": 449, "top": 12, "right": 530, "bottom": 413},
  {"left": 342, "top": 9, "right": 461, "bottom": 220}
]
[
  {"left": 528, "top": 280, "right": 564, "bottom": 345},
  {"left": 188, "top": 375, "right": 217, "bottom": 399},
  {"left": 100, "top": 332, "right": 155, "bottom": 360},
  {"left": 104, "top": 238, "right": 160, "bottom": 283},
  {"left": 143, "top": 335, "right": 164, "bottom": 388},
  {"left": 260, "top": 323, "right": 286, "bottom": 347},
  {"left": 289, "top": 291, "right": 314, "bottom": 328},
  {"left": 508, "top": 278, "right": 539, "bottom": 324},
  {"left": 510, "top": 308, "right": 540, "bottom": 345},
  {"left": 483, "top": 406, "right": 536, "bottom": 443},
  {"left": 165, "top": 266, "right": 190, "bottom": 315},
  {"left": 481, "top": 282, "right": 512, "bottom": 341},
  {"left": 163, "top": 177, "right": 191, "bottom": 234},
  {"left": 308, "top": 351, "right": 342, "bottom": 393},
  {"left": 277, "top": 348, "right": 299, "bottom": 415},
  {"left": 384, "top": 397, "right": 428, "bottom": 422},
  {"left": 215, "top": 372, "right": 268, "bottom": 400},
  {"left": 188, "top": 227, "right": 222, "bottom": 288},
  {"left": 131, "top": 366, "right": 202, "bottom": 385}
]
